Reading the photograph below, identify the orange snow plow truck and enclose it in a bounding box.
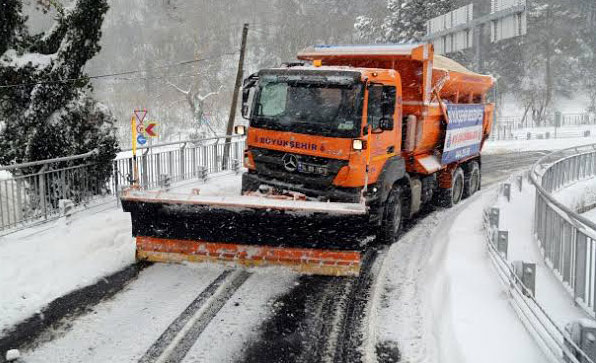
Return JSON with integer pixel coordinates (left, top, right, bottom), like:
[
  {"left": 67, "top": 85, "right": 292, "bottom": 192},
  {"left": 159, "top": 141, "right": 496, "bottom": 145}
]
[{"left": 121, "top": 44, "right": 494, "bottom": 276}]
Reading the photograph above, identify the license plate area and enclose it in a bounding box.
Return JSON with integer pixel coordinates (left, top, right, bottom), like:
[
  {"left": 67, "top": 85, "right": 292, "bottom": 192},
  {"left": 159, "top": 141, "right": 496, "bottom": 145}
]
[{"left": 298, "top": 162, "right": 329, "bottom": 176}]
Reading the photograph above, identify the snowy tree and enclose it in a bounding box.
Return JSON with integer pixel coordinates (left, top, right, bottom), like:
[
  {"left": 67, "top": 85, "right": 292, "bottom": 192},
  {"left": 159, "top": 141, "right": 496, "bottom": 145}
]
[
  {"left": 356, "top": 0, "right": 455, "bottom": 44},
  {"left": 0, "top": 0, "right": 118, "bottom": 197},
  {"left": 0, "top": 0, "right": 117, "bottom": 166},
  {"left": 515, "top": 0, "right": 584, "bottom": 125},
  {"left": 354, "top": 16, "right": 381, "bottom": 43}
]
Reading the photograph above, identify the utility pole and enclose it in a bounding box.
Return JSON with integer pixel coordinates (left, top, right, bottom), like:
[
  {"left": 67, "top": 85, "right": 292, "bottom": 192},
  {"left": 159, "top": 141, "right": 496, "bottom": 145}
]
[{"left": 222, "top": 23, "right": 249, "bottom": 170}]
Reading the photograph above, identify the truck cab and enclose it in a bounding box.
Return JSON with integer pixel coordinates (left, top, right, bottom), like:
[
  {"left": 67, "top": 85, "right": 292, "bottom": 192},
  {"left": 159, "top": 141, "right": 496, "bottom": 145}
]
[{"left": 240, "top": 66, "right": 404, "bottom": 209}]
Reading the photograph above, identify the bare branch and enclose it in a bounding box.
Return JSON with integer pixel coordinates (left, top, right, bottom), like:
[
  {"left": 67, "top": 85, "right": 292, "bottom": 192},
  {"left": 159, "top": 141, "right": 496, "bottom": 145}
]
[
  {"left": 197, "top": 85, "right": 223, "bottom": 102},
  {"left": 166, "top": 81, "right": 190, "bottom": 96}
]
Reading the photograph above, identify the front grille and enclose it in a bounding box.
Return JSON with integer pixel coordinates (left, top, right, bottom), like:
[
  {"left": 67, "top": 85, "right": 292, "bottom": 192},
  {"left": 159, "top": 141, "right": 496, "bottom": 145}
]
[{"left": 251, "top": 148, "right": 348, "bottom": 188}]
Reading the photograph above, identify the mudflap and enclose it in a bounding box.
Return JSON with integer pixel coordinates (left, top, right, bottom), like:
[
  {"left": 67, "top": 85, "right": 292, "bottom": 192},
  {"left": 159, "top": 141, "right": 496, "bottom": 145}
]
[{"left": 121, "top": 191, "right": 370, "bottom": 276}]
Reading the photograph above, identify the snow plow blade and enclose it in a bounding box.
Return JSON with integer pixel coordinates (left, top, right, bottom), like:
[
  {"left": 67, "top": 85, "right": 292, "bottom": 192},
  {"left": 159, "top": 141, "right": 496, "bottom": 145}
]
[
  {"left": 135, "top": 237, "right": 361, "bottom": 276},
  {"left": 121, "top": 190, "right": 368, "bottom": 277}
]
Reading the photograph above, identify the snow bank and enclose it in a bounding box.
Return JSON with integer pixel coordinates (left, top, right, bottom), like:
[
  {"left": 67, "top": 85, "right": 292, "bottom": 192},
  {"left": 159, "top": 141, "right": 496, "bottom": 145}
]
[
  {"left": 372, "top": 189, "right": 545, "bottom": 362},
  {"left": 582, "top": 208, "right": 596, "bottom": 223},
  {"left": 0, "top": 173, "right": 242, "bottom": 334},
  {"left": 0, "top": 209, "right": 135, "bottom": 333},
  {"left": 494, "top": 180, "right": 588, "bottom": 331},
  {"left": 551, "top": 177, "right": 596, "bottom": 212},
  {"left": 436, "top": 190, "right": 547, "bottom": 362}
]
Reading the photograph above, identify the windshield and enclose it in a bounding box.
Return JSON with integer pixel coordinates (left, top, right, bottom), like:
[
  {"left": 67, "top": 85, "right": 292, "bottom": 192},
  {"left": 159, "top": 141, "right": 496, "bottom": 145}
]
[{"left": 251, "top": 81, "right": 363, "bottom": 138}]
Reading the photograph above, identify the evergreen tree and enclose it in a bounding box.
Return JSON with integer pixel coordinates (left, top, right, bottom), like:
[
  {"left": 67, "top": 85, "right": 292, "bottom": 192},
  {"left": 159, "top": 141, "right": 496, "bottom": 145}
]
[
  {"left": 0, "top": 0, "right": 118, "bottom": 198},
  {"left": 354, "top": 16, "right": 381, "bottom": 43},
  {"left": 356, "top": 0, "right": 455, "bottom": 44},
  {"left": 0, "top": 0, "right": 117, "bottom": 170}
]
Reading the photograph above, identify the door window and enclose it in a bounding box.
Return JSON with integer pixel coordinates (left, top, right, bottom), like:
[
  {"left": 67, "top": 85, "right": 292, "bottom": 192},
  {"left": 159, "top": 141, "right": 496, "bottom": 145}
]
[{"left": 367, "top": 85, "right": 396, "bottom": 130}]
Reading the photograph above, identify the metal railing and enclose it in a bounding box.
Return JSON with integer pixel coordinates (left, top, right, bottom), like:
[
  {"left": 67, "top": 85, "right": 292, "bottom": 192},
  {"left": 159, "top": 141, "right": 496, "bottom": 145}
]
[
  {"left": 0, "top": 150, "right": 112, "bottom": 232},
  {"left": 114, "top": 135, "right": 245, "bottom": 190},
  {"left": 530, "top": 143, "right": 596, "bottom": 317},
  {"left": 0, "top": 135, "right": 246, "bottom": 234},
  {"left": 485, "top": 184, "right": 595, "bottom": 363}
]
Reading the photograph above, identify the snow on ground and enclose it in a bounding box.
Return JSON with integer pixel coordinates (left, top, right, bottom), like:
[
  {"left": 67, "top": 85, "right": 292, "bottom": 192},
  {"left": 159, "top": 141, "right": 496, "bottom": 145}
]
[
  {"left": 0, "top": 208, "right": 134, "bottom": 334},
  {"left": 495, "top": 180, "right": 589, "bottom": 329},
  {"left": 582, "top": 208, "right": 596, "bottom": 223},
  {"left": 182, "top": 269, "right": 298, "bottom": 362},
  {"left": 485, "top": 136, "right": 596, "bottom": 154},
  {"left": 551, "top": 177, "right": 596, "bottom": 212},
  {"left": 372, "top": 188, "right": 546, "bottom": 363},
  {"left": 0, "top": 172, "right": 241, "bottom": 334},
  {"left": 22, "top": 264, "right": 227, "bottom": 363}
]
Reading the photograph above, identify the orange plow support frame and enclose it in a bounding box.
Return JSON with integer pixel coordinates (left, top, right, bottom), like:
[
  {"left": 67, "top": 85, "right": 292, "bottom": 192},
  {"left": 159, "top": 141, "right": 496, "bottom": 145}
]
[{"left": 136, "top": 236, "right": 362, "bottom": 277}]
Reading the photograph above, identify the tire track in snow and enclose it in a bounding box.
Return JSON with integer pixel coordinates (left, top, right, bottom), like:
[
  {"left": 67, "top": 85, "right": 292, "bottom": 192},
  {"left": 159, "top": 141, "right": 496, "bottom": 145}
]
[
  {"left": 238, "top": 246, "right": 387, "bottom": 363},
  {"left": 140, "top": 269, "right": 250, "bottom": 363}
]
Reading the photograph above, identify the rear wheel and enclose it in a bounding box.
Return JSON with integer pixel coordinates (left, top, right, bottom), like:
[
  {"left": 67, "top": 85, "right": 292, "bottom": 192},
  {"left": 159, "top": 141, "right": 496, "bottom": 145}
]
[
  {"left": 435, "top": 167, "right": 465, "bottom": 208},
  {"left": 378, "top": 185, "right": 404, "bottom": 245},
  {"left": 463, "top": 161, "right": 480, "bottom": 198}
]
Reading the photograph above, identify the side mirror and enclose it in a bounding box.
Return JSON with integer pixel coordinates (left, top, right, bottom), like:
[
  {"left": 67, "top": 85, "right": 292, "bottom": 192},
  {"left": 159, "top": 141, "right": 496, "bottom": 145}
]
[
  {"left": 241, "top": 88, "right": 252, "bottom": 119},
  {"left": 241, "top": 73, "right": 259, "bottom": 119},
  {"left": 380, "top": 116, "right": 393, "bottom": 131}
]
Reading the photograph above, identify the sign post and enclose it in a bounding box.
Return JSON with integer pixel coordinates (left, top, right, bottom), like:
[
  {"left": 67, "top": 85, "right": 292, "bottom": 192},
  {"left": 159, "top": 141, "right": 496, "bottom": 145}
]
[{"left": 131, "top": 109, "right": 148, "bottom": 187}]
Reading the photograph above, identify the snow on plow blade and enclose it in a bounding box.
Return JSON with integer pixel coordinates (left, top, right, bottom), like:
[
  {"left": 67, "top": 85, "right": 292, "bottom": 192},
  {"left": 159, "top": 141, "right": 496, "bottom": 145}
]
[{"left": 121, "top": 190, "right": 368, "bottom": 276}]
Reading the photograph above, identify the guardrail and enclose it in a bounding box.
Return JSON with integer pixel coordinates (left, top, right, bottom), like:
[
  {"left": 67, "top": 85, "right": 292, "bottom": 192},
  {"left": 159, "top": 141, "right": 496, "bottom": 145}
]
[
  {"left": 485, "top": 182, "right": 595, "bottom": 363},
  {"left": 0, "top": 135, "right": 246, "bottom": 234},
  {"left": 530, "top": 144, "right": 596, "bottom": 318}
]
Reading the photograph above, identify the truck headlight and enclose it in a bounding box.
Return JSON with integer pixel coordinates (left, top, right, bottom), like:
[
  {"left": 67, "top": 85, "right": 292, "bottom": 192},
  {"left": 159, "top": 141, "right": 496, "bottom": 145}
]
[
  {"left": 234, "top": 125, "right": 246, "bottom": 135},
  {"left": 353, "top": 139, "right": 364, "bottom": 150}
]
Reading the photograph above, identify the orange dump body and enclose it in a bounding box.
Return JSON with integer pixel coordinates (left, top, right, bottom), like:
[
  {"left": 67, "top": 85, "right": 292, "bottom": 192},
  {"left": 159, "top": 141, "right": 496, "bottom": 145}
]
[{"left": 293, "top": 44, "right": 495, "bottom": 178}]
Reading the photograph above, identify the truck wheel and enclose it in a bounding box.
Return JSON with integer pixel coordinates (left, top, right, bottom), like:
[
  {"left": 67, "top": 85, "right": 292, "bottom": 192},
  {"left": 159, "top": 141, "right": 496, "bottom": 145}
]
[
  {"left": 435, "top": 167, "right": 465, "bottom": 208},
  {"left": 463, "top": 161, "right": 480, "bottom": 198},
  {"left": 241, "top": 174, "right": 260, "bottom": 195},
  {"left": 378, "top": 185, "right": 403, "bottom": 245}
]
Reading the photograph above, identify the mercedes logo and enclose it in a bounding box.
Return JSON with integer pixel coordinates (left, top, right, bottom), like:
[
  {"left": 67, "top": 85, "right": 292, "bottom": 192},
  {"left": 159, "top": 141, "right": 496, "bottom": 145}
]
[{"left": 282, "top": 154, "right": 298, "bottom": 172}]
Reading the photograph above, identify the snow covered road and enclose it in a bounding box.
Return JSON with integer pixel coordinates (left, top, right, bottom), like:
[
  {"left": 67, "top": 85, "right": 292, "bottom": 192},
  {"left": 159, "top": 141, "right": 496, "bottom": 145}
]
[{"left": 2, "top": 150, "right": 551, "bottom": 362}]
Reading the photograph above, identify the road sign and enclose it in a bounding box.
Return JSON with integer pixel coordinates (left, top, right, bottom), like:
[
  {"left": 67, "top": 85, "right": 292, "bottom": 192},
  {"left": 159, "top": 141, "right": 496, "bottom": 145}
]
[
  {"left": 134, "top": 109, "right": 147, "bottom": 125},
  {"left": 145, "top": 122, "right": 158, "bottom": 137},
  {"left": 137, "top": 134, "right": 147, "bottom": 145}
]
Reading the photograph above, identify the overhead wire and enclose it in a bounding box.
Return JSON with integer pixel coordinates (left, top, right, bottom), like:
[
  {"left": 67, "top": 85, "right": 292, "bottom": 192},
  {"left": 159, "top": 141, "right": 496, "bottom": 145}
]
[
  {"left": 0, "top": 20, "right": 293, "bottom": 90},
  {"left": 0, "top": 51, "right": 239, "bottom": 89}
]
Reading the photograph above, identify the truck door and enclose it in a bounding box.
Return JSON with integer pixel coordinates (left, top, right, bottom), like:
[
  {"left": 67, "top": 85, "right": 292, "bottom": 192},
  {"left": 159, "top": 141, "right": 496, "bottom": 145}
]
[{"left": 367, "top": 84, "right": 398, "bottom": 162}]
